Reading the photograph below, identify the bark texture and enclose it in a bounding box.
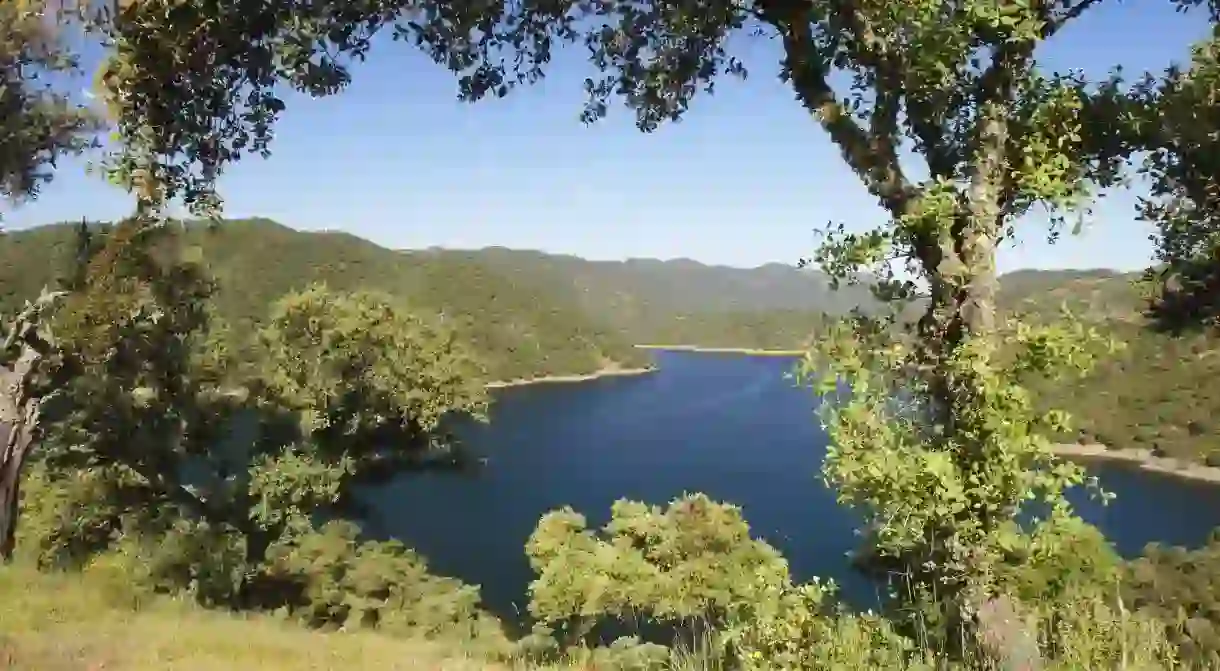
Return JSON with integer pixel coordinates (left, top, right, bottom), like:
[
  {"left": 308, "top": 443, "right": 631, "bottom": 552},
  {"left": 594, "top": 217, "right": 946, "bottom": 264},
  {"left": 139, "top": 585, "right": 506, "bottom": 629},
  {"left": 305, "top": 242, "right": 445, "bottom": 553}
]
[{"left": 0, "top": 296, "right": 59, "bottom": 559}]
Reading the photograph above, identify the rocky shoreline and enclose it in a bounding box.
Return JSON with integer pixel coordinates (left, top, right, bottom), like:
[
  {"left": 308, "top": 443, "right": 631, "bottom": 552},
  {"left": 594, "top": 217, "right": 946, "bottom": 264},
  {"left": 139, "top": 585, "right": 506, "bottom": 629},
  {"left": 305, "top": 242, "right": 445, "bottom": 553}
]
[
  {"left": 485, "top": 366, "right": 656, "bottom": 389},
  {"left": 1054, "top": 442, "right": 1220, "bottom": 485},
  {"left": 635, "top": 344, "right": 805, "bottom": 356}
]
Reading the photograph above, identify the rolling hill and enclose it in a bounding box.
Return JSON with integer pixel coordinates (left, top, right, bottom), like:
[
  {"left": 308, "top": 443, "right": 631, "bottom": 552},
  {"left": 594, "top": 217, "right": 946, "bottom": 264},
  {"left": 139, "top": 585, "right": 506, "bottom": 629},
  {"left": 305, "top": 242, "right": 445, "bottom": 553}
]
[
  {"left": 0, "top": 219, "right": 850, "bottom": 380},
  {"left": 406, "top": 246, "right": 866, "bottom": 347},
  {"left": 0, "top": 219, "right": 649, "bottom": 382},
  {"left": 995, "top": 268, "right": 1219, "bottom": 463}
]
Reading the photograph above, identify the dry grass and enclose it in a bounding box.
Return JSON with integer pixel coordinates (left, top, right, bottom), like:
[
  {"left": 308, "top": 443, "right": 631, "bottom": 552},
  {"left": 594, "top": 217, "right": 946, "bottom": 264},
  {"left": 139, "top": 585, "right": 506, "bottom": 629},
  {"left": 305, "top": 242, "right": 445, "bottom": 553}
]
[{"left": 0, "top": 565, "right": 536, "bottom": 671}]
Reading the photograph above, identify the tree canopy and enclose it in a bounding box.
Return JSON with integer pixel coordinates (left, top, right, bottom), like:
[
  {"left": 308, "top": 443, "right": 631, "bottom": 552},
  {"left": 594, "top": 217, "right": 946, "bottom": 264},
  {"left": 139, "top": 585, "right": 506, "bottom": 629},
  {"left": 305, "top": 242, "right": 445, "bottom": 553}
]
[
  {"left": 1142, "top": 27, "right": 1220, "bottom": 333},
  {"left": 0, "top": 0, "right": 97, "bottom": 214}
]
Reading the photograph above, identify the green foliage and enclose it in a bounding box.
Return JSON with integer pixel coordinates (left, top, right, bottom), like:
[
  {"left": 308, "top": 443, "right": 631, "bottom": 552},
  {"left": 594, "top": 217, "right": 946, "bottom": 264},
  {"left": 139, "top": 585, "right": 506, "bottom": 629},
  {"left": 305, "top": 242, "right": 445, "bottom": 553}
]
[
  {"left": 0, "top": 0, "right": 99, "bottom": 214},
  {"left": 1034, "top": 588, "right": 1180, "bottom": 671},
  {"left": 801, "top": 316, "right": 1103, "bottom": 608},
  {"left": 1032, "top": 319, "right": 1220, "bottom": 460},
  {"left": 992, "top": 516, "right": 1122, "bottom": 606},
  {"left": 522, "top": 494, "right": 1184, "bottom": 670},
  {"left": 718, "top": 575, "right": 926, "bottom": 671},
  {"left": 924, "top": 268, "right": 1220, "bottom": 463},
  {"left": 1140, "top": 30, "right": 1220, "bottom": 333},
  {"left": 768, "top": 1, "right": 1212, "bottom": 639},
  {"left": 524, "top": 493, "right": 790, "bottom": 643},
  {"left": 95, "top": 0, "right": 430, "bottom": 216},
  {"left": 15, "top": 223, "right": 503, "bottom": 649},
  {"left": 260, "top": 520, "right": 499, "bottom": 642},
  {"left": 256, "top": 283, "right": 488, "bottom": 462},
  {"left": 1124, "top": 534, "right": 1220, "bottom": 667}
]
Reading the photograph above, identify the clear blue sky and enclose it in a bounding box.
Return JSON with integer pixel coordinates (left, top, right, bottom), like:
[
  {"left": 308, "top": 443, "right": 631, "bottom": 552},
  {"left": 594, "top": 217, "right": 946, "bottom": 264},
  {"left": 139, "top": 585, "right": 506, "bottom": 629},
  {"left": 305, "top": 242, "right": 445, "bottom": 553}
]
[{"left": 4, "top": 4, "right": 1213, "bottom": 272}]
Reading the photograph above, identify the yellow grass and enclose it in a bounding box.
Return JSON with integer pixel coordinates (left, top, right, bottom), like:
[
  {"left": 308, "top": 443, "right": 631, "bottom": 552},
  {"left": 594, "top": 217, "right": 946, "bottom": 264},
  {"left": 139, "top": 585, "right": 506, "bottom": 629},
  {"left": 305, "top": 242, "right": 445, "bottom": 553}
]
[{"left": 0, "top": 565, "right": 557, "bottom": 671}]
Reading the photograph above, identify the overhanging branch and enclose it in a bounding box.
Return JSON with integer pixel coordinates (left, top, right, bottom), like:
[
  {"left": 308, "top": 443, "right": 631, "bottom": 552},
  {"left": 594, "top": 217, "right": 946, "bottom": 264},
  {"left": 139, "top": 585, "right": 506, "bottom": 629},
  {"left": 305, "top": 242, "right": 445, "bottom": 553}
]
[
  {"left": 1043, "top": 0, "right": 1107, "bottom": 40},
  {"left": 761, "top": 1, "right": 914, "bottom": 216}
]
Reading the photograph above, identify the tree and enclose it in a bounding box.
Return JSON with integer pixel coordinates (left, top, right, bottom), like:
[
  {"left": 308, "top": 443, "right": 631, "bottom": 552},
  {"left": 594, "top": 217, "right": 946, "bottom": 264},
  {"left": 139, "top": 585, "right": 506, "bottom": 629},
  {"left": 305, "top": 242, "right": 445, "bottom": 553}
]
[
  {"left": 1, "top": 0, "right": 98, "bottom": 213},
  {"left": 26, "top": 223, "right": 492, "bottom": 614},
  {"left": 0, "top": 288, "right": 70, "bottom": 558},
  {"left": 394, "top": 0, "right": 1183, "bottom": 619},
  {"left": 93, "top": 0, "right": 437, "bottom": 217},
  {"left": 525, "top": 493, "right": 792, "bottom": 645},
  {"left": 0, "top": 0, "right": 100, "bottom": 560},
  {"left": 1141, "top": 28, "right": 1220, "bottom": 333}
]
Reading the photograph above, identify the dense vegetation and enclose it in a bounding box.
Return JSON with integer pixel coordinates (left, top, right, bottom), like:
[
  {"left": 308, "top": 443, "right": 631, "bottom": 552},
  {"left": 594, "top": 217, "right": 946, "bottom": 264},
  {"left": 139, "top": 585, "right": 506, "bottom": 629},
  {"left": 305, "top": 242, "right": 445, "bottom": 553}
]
[
  {"left": 995, "top": 269, "right": 1220, "bottom": 463},
  {"left": 3, "top": 1, "right": 1220, "bottom": 670},
  {"left": 0, "top": 218, "right": 841, "bottom": 373},
  {"left": 0, "top": 219, "right": 652, "bottom": 383}
]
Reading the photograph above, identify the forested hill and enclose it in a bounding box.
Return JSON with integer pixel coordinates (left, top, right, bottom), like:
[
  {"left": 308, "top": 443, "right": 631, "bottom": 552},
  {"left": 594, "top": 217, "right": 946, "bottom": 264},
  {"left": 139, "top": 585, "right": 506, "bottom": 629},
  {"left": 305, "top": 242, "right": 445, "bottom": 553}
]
[
  {"left": 994, "top": 267, "right": 1220, "bottom": 464},
  {"left": 0, "top": 219, "right": 854, "bottom": 379},
  {"left": 997, "top": 267, "right": 1144, "bottom": 322},
  {"left": 0, "top": 219, "right": 646, "bottom": 382},
  {"left": 412, "top": 246, "right": 868, "bottom": 349}
]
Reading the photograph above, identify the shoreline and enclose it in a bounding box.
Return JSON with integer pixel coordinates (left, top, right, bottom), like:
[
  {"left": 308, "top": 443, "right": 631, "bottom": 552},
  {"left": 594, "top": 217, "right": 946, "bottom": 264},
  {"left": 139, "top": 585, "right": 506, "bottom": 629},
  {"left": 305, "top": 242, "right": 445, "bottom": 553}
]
[
  {"left": 1053, "top": 442, "right": 1220, "bottom": 485},
  {"left": 485, "top": 366, "right": 656, "bottom": 389},
  {"left": 634, "top": 344, "right": 806, "bottom": 357}
]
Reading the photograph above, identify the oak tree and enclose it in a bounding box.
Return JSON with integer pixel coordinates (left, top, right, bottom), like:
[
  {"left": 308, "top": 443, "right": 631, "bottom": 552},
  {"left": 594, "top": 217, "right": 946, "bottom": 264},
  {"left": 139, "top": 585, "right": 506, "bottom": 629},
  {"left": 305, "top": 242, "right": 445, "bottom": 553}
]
[
  {"left": 1, "top": 0, "right": 98, "bottom": 560},
  {"left": 1141, "top": 28, "right": 1220, "bottom": 332}
]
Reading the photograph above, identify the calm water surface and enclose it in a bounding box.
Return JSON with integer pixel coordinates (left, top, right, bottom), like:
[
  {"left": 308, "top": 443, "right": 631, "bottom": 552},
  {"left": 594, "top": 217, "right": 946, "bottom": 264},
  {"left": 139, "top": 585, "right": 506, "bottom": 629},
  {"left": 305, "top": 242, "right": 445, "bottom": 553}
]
[{"left": 362, "top": 351, "right": 1220, "bottom": 621}]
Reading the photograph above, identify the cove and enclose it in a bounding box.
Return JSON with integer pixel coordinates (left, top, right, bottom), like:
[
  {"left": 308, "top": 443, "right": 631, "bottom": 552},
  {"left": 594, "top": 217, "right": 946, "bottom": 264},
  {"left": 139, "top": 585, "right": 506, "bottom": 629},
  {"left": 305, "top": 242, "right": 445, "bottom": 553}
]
[{"left": 360, "top": 350, "right": 1220, "bottom": 623}]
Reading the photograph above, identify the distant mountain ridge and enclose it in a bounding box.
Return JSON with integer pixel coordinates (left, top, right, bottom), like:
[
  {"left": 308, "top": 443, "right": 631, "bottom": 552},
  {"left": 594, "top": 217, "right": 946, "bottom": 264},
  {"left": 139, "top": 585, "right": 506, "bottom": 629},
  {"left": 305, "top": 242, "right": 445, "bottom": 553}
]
[
  {"left": 0, "top": 219, "right": 859, "bottom": 379},
  {"left": 407, "top": 245, "right": 870, "bottom": 347},
  {"left": 1, "top": 219, "right": 1147, "bottom": 338}
]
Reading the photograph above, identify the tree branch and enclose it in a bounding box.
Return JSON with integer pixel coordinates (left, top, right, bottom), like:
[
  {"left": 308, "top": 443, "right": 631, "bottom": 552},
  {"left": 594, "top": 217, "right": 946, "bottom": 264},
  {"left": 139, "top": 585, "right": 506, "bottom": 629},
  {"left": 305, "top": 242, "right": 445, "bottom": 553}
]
[
  {"left": 762, "top": 1, "right": 914, "bottom": 215},
  {"left": 1043, "top": 0, "right": 1107, "bottom": 40}
]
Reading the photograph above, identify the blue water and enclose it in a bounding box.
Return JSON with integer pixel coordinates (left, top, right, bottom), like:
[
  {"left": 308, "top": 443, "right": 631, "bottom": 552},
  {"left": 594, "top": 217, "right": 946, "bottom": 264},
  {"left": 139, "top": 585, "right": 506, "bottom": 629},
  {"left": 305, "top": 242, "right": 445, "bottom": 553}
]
[{"left": 361, "top": 350, "right": 1220, "bottom": 622}]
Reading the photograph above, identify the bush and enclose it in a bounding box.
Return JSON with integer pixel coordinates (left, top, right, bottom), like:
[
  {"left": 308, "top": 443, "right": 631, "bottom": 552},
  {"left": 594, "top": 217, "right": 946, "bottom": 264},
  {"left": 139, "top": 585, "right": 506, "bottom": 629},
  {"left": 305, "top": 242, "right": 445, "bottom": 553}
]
[
  {"left": 258, "top": 520, "right": 506, "bottom": 648},
  {"left": 524, "top": 493, "right": 791, "bottom": 645}
]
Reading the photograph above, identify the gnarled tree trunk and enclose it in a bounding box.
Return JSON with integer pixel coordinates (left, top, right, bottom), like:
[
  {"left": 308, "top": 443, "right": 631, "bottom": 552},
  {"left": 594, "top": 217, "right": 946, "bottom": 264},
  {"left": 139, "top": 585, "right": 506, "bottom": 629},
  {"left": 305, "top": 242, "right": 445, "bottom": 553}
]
[
  {"left": 0, "top": 343, "right": 43, "bottom": 559},
  {"left": 0, "top": 292, "right": 62, "bottom": 561}
]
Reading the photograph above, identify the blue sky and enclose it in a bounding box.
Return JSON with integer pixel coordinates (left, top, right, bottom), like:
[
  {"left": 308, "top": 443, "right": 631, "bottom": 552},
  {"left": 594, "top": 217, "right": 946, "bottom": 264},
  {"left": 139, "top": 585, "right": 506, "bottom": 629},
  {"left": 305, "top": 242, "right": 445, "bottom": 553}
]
[{"left": 4, "top": 4, "right": 1214, "bottom": 272}]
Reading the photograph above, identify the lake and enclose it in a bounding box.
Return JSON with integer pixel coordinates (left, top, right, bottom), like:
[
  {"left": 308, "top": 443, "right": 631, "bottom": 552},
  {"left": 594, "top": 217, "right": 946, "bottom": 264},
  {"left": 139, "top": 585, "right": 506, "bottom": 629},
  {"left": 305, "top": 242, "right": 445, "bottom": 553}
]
[{"left": 362, "top": 350, "right": 1220, "bottom": 623}]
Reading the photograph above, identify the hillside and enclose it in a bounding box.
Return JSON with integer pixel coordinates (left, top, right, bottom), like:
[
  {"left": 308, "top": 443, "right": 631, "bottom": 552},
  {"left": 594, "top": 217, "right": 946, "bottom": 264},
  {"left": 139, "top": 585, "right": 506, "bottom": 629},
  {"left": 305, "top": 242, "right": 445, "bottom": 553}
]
[
  {"left": 423, "top": 247, "right": 866, "bottom": 345},
  {"left": 417, "top": 248, "right": 850, "bottom": 351},
  {"left": 0, "top": 219, "right": 847, "bottom": 379},
  {"left": 997, "top": 268, "right": 1145, "bottom": 322},
  {"left": 0, "top": 220, "right": 652, "bottom": 383},
  {"left": 995, "top": 268, "right": 1220, "bottom": 463},
  {"left": 0, "top": 565, "right": 514, "bottom": 671}
]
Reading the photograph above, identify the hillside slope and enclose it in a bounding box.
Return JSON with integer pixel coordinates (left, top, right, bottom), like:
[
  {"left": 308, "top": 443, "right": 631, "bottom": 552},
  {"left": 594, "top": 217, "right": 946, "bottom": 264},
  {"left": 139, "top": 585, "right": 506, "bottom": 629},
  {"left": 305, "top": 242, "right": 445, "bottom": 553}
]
[
  {"left": 996, "top": 268, "right": 1220, "bottom": 463},
  {"left": 0, "top": 565, "right": 537, "bottom": 671},
  {"left": 428, "top": 247, "right": 868, "bottom": 342},
  {"left": 0, "top": 220, "right": 652, "bottom": 382},
  {"left": 0, "top": 219, "right": 853, "bottom": 377}
]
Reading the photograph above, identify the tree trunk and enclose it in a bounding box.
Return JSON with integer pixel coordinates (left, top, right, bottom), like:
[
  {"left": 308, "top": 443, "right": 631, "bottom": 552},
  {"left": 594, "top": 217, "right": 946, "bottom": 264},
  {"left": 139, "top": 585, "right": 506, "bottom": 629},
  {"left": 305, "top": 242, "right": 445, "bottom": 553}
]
[{"left": 0, "top": 345, "right": 44, "bottom": 560}]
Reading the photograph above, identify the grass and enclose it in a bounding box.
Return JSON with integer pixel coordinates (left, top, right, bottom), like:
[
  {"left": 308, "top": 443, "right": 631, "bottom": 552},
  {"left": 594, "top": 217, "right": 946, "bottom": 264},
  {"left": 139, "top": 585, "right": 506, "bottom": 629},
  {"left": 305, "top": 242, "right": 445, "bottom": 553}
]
[
  {"left": 0, "top": 563, "right": 723, "bottom": 671},
  {"left": 0, "top": 565, "right": 536, "bottom": 671},
  {"left": 10, "top": 555, "right": 1187, "bottom": 670}
]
